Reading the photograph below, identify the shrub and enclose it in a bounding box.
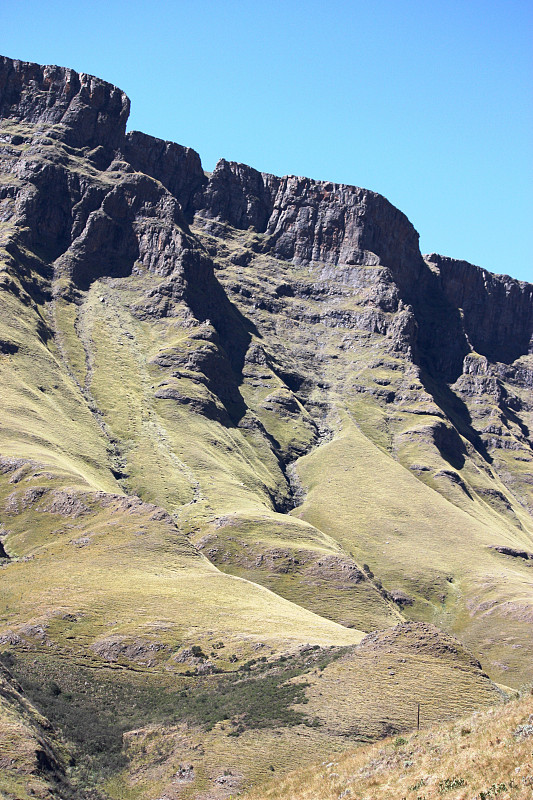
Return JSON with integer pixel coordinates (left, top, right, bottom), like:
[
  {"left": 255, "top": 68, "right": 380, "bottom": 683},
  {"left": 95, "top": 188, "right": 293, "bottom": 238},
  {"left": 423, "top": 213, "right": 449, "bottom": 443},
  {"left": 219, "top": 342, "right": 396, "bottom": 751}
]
[{"left": 438, "top": 777, "right": 466, "bottom": 793}]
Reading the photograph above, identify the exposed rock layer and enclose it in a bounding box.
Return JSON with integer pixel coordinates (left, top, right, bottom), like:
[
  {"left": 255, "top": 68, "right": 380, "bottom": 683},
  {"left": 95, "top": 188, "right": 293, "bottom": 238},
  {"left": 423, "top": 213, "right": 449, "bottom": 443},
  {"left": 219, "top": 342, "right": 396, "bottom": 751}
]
[
  {"left": 0, "top": 55, "right": 129, "bottom": 151},
  {"left": 1, "top": 56, "right": 530, "bottom": 371}
]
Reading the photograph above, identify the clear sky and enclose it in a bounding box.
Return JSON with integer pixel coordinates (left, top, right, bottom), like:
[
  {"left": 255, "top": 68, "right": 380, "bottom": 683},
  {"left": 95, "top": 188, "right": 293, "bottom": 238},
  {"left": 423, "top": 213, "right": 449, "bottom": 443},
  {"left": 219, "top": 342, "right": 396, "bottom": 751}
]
[{"left": 2, "top": 0, "right": 532, "bottom": 281}]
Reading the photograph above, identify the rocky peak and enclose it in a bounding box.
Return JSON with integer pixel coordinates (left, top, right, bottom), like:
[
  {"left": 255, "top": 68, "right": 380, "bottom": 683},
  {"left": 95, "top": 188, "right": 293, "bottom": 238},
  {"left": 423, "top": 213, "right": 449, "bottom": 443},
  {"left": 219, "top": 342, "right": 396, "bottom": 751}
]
[
  {"left": 425, "top": 253, "right": 533, "bottom": 364},
  {"left": 1, "top": 53, "right": 531, "bottom": 378},
  {"left": 195, "top": 158, "right": 424, "bottom": 279},
  {"left": 195, "top": 157, "right": 278, "bottom": 232},
  {"left": 264, "top": 176, "right": 424, "bottom": 277},
  {"left": 0, "top": 55, "right": 130, "bottom": 150},
  {"left": 121, "top": 131, "right": 207, "bottom": 220}
]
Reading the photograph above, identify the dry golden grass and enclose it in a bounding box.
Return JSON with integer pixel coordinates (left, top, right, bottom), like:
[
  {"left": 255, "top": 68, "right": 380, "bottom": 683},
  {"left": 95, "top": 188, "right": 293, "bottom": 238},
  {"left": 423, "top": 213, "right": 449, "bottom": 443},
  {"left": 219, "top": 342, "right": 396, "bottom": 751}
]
[
  {"left": 93, "top": 622, "right": 505, "bottom": 800},
  {"left": 0, "top": 476, "right": 363, "bottom": 659},
  {"left": 290, "top": 623, "right": 504, "bottom": 741},
  {"left": 244, "top": 691, "right": 533, "bottom": 800},
  {"left": 291, "top": 412, "right": 533, "bottom": 687}
]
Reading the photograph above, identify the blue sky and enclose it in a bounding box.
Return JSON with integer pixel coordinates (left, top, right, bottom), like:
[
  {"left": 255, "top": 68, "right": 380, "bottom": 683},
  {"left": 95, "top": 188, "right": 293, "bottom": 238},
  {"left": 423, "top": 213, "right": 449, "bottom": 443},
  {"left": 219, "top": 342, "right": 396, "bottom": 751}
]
[{"left": 3, "top": 0, "right": 532, "bottom": 281}]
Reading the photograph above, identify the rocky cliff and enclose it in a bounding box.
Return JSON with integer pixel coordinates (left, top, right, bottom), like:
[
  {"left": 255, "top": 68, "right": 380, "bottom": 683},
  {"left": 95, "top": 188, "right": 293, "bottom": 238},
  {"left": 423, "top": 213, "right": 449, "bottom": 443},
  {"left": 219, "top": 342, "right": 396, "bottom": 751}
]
[
  {"left": 425, "top": 252, "right": 533, "bottom": 364},
  {"left": 1, "top": 57, "right": 530, "bottom": 364},
  {"left": 0, "top": 55, "right": 129, "bottom": 152}
]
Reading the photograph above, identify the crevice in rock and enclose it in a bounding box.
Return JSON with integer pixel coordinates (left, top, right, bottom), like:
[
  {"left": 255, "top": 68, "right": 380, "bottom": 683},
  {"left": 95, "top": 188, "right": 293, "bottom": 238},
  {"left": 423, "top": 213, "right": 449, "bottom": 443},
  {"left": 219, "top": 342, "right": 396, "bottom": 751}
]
[{"left": 419, "top": 370, "right": 492, "bottom": 465}]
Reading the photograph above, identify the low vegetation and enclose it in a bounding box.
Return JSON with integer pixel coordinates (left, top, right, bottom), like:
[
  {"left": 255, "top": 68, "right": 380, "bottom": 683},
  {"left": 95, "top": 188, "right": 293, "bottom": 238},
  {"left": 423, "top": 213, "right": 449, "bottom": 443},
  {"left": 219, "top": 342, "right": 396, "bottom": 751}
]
[
  {"left": 244, "top": 689, "right": 533, "bottom": 800},
  {"left": 0, "top": 646, "right": 345, "bottom": 789},
  {"left": 0, "top": 65, "right": 532, "bottom": 799}
]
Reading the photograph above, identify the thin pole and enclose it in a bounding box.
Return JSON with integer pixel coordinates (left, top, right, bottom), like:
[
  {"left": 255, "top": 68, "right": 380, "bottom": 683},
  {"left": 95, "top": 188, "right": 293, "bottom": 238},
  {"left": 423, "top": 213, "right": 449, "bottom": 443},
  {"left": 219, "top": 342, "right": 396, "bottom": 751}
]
[{"left": 417, "top": 703, "right": 420, "bottom": 731}]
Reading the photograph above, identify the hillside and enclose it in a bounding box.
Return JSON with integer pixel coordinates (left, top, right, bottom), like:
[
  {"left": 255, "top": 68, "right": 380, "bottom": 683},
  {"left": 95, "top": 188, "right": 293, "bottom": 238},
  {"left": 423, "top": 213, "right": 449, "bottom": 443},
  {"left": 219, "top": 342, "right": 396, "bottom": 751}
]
[
  {"left": 0, "top": 55, "right": 531, "bottom": 799},
  {"left": 243, "top": 689, "right": 533, "bottom": 800}
]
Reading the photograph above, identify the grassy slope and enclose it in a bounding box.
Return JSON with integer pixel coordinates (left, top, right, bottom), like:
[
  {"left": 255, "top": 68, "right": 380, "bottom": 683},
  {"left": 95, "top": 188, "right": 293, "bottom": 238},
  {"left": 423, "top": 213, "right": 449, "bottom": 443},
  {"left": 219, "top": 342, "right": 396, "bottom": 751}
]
[
  {"left": 0, "top": 467, "right": 363, "bottom": 659},
  {"left": 291, "top": 623, "right": 504, "bottom": 738},
  {"left": 0, "top": 267, "right": 119, "bottom": 495},
  {"left": 65, "top": 277, "right": 398, "bottom": 634},
  {"left": 192, "top": 509, "right": 401, "bottom": 631},
  {"left": 0, "top": 264, "right": 365, "bottom": 797},
  {"left": 0, "top": 663, "right": 75, "bottom": 800},
  {"left": 101, "top": 623, "right": 505, "bottom": 800},
  {"left": 291, "top": 412, "right": 533, "bottom": 684},
  {"left": 244, "top": 690, "right": 533, "bottom": 800},
  {"left": 194, "top": 227, "right": 533, "bottom": 688}
]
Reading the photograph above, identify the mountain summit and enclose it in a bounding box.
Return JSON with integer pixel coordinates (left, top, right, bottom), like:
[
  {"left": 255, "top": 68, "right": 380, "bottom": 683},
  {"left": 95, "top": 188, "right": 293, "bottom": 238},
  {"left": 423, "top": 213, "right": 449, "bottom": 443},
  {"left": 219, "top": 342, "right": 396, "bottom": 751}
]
[{"left": 0, "top": 55, "right": 531, "bottom": 799}]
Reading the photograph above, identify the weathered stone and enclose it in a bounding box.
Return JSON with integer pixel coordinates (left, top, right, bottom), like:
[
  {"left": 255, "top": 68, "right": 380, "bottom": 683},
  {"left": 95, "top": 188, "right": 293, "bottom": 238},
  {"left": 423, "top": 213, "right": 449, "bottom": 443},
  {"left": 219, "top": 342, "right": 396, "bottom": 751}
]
[
  {"left": 195, "top": 159, "right": 424, "bottom": 279},
  {"left": 425, "top": 253, "right": 533, "bottom": 364},
  {"left": 0, "top": 55, "right": 130, "bottom": 151},
  {"left": 122, "top": 130, "right": 207, "bottom": 219}
]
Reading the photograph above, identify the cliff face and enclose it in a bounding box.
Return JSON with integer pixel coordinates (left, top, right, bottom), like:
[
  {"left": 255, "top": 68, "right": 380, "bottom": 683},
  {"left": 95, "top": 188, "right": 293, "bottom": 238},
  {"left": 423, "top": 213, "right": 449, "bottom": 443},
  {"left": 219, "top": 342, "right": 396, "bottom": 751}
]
[
  {"left": 425, "top": 253, "right": 533, "bottom": 364},
  {"left": 121, "top": 130, "right": 207, "bottom": 219},
  {"left": 2, "top": 56, "right": 529, "bottom": 369},
  {"left": 0, "top": 55, "right": 129, "bottom": 151},
  {"left": 195, "top": 158, "right": 425, "bottom": 276},
  {"left": 0, "top": 54, "right": 532, "bottom": 799},
  {"left": 192, "top": 160, "right": 533, "bottom": 387}
]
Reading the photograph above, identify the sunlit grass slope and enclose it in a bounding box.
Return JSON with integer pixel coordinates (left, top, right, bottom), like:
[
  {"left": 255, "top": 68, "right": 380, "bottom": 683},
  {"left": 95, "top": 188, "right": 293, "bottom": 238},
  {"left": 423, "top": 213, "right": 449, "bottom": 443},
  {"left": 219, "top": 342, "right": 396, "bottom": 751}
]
[
  {"left": 194, "top": 224, "right": 533, "bottom": 687},
  {"left": 0, "top": 257, "right": 119, "bottom": 494},
  {"left": 244, "top": 689, "right": 533, "bottom": 800},
  {"left": 0, "top": 468, "right": 362, "bottom": 658},
  {"left": 79, "top": 281, "right": 284, "bottom": 514},
  {"left": 56, "top": 276, "right": 398, "bottom": 633},
  {"left": 191, "top": 509, "right": 400, "bottom": 631},
  {"left": 291, "top": 410, "right": 533, "bottom": 686}
]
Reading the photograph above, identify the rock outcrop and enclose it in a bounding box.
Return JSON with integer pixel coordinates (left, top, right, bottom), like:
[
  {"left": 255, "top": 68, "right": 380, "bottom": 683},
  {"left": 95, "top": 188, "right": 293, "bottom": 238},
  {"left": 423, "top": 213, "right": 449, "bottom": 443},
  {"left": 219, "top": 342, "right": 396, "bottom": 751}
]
[
  {"left": 122, "top": 130, "right": 207, "bottom": 219},
  {"left": 0, "top": 55, "right": 129, "bottom": 151},
  {"left": 195, "top": 158, "right": 425, "bottom": 278},
  {"left": 425, "top": 253, "right": 533, "bottom": 364},
  {"left": 0, "top": 55, "right": 530, "bottom": 376}
]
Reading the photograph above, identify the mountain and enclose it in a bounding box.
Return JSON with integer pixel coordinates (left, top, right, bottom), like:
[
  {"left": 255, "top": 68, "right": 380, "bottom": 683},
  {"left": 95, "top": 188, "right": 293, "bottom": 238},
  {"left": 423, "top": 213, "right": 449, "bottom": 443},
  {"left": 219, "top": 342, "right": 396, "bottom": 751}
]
[{"left": 0, "top": 55, "right": 531, "bottom": 799}]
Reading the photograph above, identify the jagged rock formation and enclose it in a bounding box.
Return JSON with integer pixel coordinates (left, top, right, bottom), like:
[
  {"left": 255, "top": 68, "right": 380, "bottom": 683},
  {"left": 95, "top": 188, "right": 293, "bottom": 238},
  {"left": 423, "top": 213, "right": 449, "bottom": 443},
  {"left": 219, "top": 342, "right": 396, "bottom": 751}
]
[
  {"left": 425, "top": 253, "right": 533, "bottom": 364},
  {"left": 195, "top": 158, "right": 424, "bottom": 272},
  {"left": 0, "top": 55, "right": 129, "bottom": 151},
  {"left": 0, "top": 55, "right": 532, "bottom": 799}
]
